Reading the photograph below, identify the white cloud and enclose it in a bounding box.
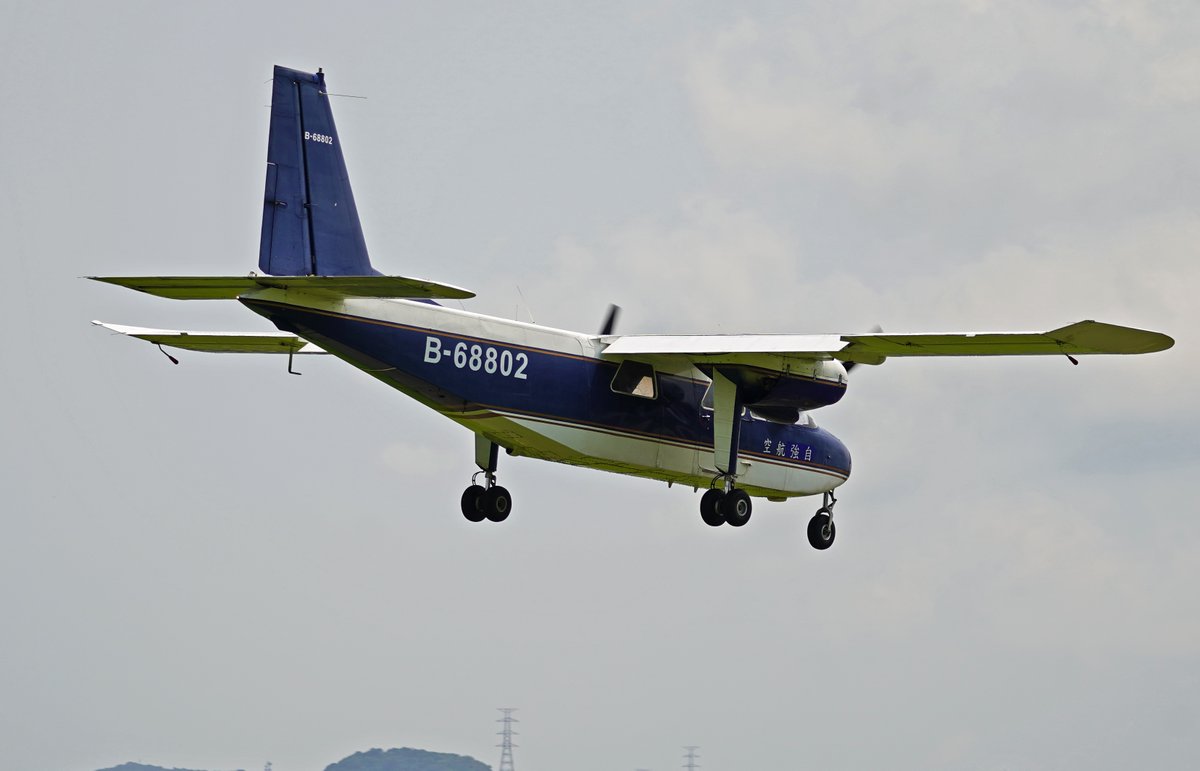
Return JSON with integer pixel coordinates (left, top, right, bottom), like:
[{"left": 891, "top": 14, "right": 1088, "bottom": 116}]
[
  {"left": 680, "top": 1, "right": 1200, "bottom": 212},
  {"left": 682, "top": 17, "right": 948, "bottom": 191},
  {"left": 1150, "top": 50, "right": 1200, "bottom": 104},
  {"left": 527, "top": 195, "right": 806, "bottom": 332}
]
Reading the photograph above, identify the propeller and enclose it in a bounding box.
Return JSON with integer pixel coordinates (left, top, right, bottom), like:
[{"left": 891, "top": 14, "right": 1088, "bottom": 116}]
[
  {"left": 843, "top": 325, "right": 883, "bottom": 373},
  {"left": 599, "top": 304, "right": 621, "bottom": 336}
]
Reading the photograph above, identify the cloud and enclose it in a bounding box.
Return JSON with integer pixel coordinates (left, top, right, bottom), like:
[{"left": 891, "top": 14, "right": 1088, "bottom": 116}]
[
  {"left": 1149, "top": 49, "right": 1200, "bottom": 104},
  {"left": 682, "top": 17, "right": 948, "bottom": 191},
  {"left": 526, "top": 195, "right": 808, "bottom": 332},
  {"left": 680, "top": 1, "right": 1200, "bottom": 215}
]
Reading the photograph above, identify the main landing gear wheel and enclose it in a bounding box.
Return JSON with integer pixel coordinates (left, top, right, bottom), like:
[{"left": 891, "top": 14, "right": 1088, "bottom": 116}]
[
  {"left": 480, "top": 486, "right": 512, "bottom": 522},
  {"left": 700, "top": 489, "right": 725, "bottom": 527},
  {"left": 461, "top": 485, "right": 487, "bottom": 522},
  {"left": 722, "top": 489, "right": 752, "bottom": 527}
]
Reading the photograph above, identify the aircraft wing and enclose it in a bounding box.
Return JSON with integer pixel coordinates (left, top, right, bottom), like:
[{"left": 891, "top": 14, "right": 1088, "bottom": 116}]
[
  {"left": 92, "top": 321, "right": 326, "bottom": 354},
  {"left": 602, "top": 320, "right": 1173, "bottom": 366},
  {"left": 87, "top": 274, "right": 475, "bottom": 300}
]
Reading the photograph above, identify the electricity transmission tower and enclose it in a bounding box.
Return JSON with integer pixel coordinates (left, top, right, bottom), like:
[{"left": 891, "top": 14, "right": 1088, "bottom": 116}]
[
  {"left": 497, "top": 707, "right": 518, "bottom": 771},
  {"left": 683, "top": 746, "right": 700, "bottom": 771}
]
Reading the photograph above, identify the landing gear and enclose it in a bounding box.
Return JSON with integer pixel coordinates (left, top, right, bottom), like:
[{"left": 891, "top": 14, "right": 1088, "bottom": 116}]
[
  {"left": 807, "top": 490, "right": 837, "bottom": 550},
  {"left": 462, "top": 434, "right": 512, "bottom": 523},
  {"left": 700, "top": 488, "right": 725, "bottom": 527},
  {"left": 461, "top": 485, "right": 487, "bottom": 522},
  {"left": 698, "top": 481, "right": 753, "bottom": 528},
  {"left": 480, "top": 485, "right": 512, "bottom": 522},
  {"left": 461, "top": 482, "right": 513, "bottom": 523},
  {"left": 699, "top": 369, "right": 754, "bottom": 529},
  {"left": 724, "top": 489, "right": 752, "bottom": 527}
]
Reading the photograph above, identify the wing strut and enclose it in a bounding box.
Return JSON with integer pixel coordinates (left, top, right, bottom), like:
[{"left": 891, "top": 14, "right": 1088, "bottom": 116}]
[{"left": 711, "top": 368, "right": 744, "bottom": 485}]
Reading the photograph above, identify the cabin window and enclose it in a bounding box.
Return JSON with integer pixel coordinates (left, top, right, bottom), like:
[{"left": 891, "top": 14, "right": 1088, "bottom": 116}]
[
  {"left": 611, "top": 360, "right": 658, "bottom": 400},
  {"left": 699, "top": 382, "right": 746, "bottom": 416}
]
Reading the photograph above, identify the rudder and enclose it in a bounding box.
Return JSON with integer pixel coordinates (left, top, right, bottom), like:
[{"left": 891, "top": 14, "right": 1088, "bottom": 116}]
[{"left": 259, "top": 66, "right": 376, "bottom": 277}]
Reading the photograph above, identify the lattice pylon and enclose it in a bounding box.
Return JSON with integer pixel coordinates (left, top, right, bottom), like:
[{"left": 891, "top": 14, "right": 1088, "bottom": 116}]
[{"left": 497, "top": 707, "right": 519, "bottom": 771}]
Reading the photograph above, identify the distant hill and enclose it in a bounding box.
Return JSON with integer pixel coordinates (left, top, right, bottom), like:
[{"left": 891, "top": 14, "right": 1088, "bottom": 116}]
[
  {"left": 325, "top": 748, "right": 491, "bottom": 771},
  {"left": 95, "top": 764, "right": 243, "bottom": 771},
  {"left": 93, "top": 746, "right": 488, "bottom": 771}
]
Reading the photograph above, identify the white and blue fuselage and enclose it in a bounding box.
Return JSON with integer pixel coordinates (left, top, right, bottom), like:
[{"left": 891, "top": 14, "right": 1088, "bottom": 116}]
[{"left": 241, "top": 289, "right": 852, "bottom": 501}]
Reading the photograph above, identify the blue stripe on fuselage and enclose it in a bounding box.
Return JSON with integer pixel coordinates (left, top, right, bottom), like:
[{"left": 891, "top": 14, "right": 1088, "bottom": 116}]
[{"left": 241, "top": 298, "right": 852, "bottom": 478}]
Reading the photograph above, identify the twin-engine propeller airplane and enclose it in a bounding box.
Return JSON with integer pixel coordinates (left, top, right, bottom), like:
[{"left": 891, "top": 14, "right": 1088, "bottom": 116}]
[{"left": 91, "top": 66, "right": 1174, "bottom": 550}]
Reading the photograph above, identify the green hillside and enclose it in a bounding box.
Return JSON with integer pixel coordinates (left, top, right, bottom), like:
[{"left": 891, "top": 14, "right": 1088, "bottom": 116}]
[{"left": 325, "top": 748, "right": 491, "bottom": 771}]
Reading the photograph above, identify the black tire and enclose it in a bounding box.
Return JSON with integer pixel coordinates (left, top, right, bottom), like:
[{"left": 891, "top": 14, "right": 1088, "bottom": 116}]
[
  {"left": 723, "top": 489, "right": 752, "bottom": 527},
  {"left": 700, "top": 489, "right": 725, "bottom": 527},
  {"left": 482, "top": 486, "right": 512, "bottom": 522},
  {"left": 461, "top": 485, "right": 487, "bottom": 522},
  {"left": 807, "top": 509, "right": 835, "bottom": 550}
]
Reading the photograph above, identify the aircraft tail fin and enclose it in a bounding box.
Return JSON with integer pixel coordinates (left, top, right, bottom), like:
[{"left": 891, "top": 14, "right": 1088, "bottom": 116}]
[{"left": 259, "top": 65, "right": 376, "bottom": 277}]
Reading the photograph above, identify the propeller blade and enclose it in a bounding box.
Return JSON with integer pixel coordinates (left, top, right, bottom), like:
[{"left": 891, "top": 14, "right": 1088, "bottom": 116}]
[
  {"left": 599, "top": 304, "right": 621, "bottom": 336},
  {"left": 843, "top": 325, "right": 883, "bottom": 373}
]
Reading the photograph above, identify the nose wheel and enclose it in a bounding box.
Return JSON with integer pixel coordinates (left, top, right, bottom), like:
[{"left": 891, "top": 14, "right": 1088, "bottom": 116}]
[{"left": 807, "top": 490, "right": 837, "bottom": 550}]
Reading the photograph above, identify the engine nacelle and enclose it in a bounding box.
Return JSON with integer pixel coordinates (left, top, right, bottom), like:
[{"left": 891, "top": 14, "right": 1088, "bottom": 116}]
[{"left": 743, "top": 359, "right": 849, "bottom": 422}]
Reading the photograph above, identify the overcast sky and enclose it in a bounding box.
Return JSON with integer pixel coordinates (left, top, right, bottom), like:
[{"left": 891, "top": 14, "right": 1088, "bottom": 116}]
[{"left": 3, "top": 1, "right": 1198, "bottom": 770}]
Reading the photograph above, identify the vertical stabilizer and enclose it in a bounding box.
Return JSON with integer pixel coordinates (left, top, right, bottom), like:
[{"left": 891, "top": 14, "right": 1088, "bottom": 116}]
[{"left": 259, "top": 66, "right": 375, "bottom": 277}]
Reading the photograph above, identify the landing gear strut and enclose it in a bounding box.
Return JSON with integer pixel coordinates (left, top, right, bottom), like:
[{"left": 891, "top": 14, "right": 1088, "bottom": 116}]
[
  {"left": 699, "top": 368, "right": 754, "bottom": 528},
  {"left": 807, "top": 490, "right": 837, "bottom": 550},
  {"left": 461, "top": 435, "right": 512, "bottom": 523}
]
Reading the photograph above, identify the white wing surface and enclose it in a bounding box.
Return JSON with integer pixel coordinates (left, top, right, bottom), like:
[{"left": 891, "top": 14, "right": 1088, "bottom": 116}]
[{"left": 602, "top": 320, "right": 1173, "bottom": 367}]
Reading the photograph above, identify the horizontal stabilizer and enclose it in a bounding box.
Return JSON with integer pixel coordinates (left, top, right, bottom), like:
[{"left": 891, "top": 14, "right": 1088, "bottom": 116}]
[
  {"left": 92, "top": 321, "right": 325, "bottom": 354},
  {"left": 88, "top": 275, "right": 475, "bottom": 300}
]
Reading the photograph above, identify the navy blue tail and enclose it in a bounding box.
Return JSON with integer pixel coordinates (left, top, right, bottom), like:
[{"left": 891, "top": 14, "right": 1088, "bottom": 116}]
[{"left": 259, "top": 66, "right": 376, "bottom": 277}]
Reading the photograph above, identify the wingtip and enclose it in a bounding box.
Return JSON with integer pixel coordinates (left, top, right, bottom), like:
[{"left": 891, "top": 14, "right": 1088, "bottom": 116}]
[
  {"left": 1051, "top": 320, "right": 1176, "bottom": 355},
  {"left": 1148, "top": 331, "right": 1175, "bottom": 353}
]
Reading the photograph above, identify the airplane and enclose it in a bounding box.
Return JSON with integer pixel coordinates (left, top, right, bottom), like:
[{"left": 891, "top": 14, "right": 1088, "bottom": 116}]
[{"left": 90, "top": 65, "right": 1175, "bottom": 550}]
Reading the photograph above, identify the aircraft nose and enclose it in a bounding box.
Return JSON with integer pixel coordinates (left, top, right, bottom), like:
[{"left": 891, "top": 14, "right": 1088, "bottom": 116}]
[{"left": 820, "top": 428, "right": 852, "bottom": 479}]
